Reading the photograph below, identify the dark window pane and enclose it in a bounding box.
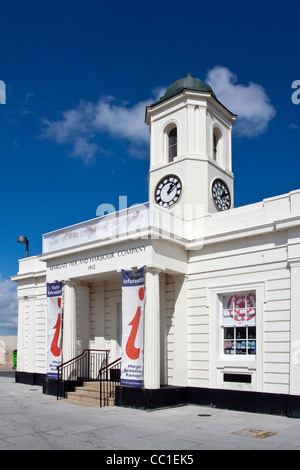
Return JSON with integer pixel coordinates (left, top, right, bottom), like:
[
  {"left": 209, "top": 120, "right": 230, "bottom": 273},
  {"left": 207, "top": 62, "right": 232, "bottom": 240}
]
[{"left": 169, "top": 127, "right": 177, "bottom": 161}]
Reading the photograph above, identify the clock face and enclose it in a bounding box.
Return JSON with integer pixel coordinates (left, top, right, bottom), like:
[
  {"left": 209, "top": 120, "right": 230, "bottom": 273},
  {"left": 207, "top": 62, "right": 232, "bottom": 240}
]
[
  {"left": 212, "top": 179, "right": 231, "bottom": 211},
  {"left": 155, "top": 175, "right": 182, "bottom": 207}
]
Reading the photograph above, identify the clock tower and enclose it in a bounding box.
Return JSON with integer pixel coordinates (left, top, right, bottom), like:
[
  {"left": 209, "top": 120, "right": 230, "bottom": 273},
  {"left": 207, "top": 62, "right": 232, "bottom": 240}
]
[{"left": 145, "top": 73, "right": 237, "bottom": 217}]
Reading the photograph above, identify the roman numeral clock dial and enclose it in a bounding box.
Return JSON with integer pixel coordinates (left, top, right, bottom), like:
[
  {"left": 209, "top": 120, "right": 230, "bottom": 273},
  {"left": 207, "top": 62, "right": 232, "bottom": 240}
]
[{"left": 155, "top": 175, "right": 182, "bottom": 208}]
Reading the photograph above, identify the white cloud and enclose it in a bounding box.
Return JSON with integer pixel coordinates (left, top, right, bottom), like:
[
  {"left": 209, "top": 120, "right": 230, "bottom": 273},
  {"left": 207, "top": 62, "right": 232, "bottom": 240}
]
[
  {"left": 41, "top": 87, "right": 165, "bottom": 163},
  {"left": 93, "top": 97, "right": 150, "bottom": 142},
  {"left": 206, "top": 66, "right": 276, "bottom": 137},
  {"left": 0, "top": 275, "right": 18, "bottom": 335},
  {"left": 42, "top": 68, "right": 275, "bottom": 162}
]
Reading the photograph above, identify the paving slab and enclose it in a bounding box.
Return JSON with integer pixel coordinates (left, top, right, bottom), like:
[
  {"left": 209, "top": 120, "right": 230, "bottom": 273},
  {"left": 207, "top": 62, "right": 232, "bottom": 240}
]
[{"left": 1, "top": 376, "right": 300, "bottom": 451}]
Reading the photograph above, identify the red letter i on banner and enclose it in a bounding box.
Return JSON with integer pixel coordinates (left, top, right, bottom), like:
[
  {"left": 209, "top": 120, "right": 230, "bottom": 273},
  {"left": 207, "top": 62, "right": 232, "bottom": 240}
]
[
  {"left": 126, "top": 306, "right": 141, "bottom": 360},
  {"left": 51, "top": 297, "right": 61, "bottom": 357}
]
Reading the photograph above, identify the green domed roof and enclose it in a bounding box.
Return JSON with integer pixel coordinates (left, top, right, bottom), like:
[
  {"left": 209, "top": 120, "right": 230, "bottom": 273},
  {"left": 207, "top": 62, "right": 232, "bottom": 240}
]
[{"left": 159, "top": 73, "right": 216, "bottom": 102}]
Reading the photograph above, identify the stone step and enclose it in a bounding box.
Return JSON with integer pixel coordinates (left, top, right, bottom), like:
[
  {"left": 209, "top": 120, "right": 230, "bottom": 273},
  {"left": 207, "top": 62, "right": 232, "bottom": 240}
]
[
  {"left": 66, "top": 394, "right": 115, "bottom": 407},
  {"left": 65, "top": 380, "right": 116, "bottom": 407},
  {"left": 68, "top": 389, "right": 99, "bottom": 400},
  {"left": 65, "top": 396, "right": 100, "bottom": 408},
  {"left": 81, "top": 382, "right": 116, "bottom": 395}
]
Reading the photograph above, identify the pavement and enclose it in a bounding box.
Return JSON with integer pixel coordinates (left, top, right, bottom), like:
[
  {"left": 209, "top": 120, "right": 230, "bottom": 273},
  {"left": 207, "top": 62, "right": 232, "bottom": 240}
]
[{"left": 1, "top": 373, "right": 300, "bottom": 452}]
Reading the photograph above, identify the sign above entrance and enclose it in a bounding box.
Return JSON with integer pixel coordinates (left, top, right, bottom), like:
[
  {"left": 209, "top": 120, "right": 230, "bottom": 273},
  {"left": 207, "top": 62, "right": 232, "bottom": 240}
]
[{"left": 43, "top": 203, "right": 151, "bottom": 254}]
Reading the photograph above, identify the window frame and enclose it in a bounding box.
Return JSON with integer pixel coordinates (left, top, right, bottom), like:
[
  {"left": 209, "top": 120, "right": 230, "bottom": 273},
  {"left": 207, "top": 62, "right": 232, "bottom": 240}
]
[
  {"left": 168, "top": 126, "right": 177, "bottom": 162},
  {"left": 164, "top": 122, "right": 178, "bottom": 164},
  {"left": 207, "top": 281, "right": 265, "bottom": 390},
  {"left": 221, "top": 291, "right": 257, "bottom": 357},
  {"left": 212, "top": 126, "right": 222, "bottom": 163},
  {"left": 208, "top": 281, "right": 265, "bottom": 365}
]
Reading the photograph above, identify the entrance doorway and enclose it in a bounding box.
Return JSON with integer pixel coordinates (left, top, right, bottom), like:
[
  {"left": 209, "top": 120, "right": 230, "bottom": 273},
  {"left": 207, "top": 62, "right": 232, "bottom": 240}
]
[
  {"left": 111, "top": 299, "right": 122, "bottom": 362},
  {"left": 116, "top": 302, "right": 122, "bottom": 358}
]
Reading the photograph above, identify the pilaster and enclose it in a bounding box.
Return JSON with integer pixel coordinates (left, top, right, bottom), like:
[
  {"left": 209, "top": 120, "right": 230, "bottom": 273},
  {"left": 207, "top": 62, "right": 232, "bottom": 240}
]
[
  {"left": 16, "top": 295, "right": 25, "bottom": 371},
  {"left": 289, "top": 259, "right": 300, "bottom": 395},
  {"left": 94, "top": 282, "right": 105, "bottom": 350},
  {"left": 78, "top": 284, "right": 90, "bottom": 352},
  {"left": 172, "top": 274, "right": 188, "bottom": 386},
  {"left": 144, "top": 267, "right": 161, "bottom": 389}
]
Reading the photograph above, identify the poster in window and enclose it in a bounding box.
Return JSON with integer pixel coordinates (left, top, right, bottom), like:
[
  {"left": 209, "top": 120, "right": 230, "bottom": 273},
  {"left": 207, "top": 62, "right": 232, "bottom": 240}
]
[{"left": 223, "top": 292, "right": 256, "bottom": 325}]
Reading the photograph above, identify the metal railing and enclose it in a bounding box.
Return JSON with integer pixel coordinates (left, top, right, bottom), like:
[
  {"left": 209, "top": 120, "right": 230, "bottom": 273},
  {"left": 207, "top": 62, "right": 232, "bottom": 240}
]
[
  {"left": 99, "top": 357, "right": 121, "bottom": 407},
  {"left": 57, "top": 349, "right": 109, "bottom": 399}
]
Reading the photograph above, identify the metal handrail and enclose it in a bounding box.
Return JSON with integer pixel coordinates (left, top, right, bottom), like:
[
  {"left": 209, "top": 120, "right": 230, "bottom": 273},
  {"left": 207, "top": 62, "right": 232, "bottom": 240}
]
[
  {"left": 56, "top": 349, "right": 109, "bottom": 399},
  {"left": 99, "top": 357, "right": 121, "bottom": 407}
]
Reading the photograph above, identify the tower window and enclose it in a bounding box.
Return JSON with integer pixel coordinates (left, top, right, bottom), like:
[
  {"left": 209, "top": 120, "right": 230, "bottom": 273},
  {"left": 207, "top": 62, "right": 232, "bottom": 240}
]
[
  {"left": 213, "top": 134, "right": 218, "bottom": 160},
  {"left": 213, "top": 128, "right": 221, "bottom": 162},
  {"left": 168, "top": 127, "right": 177, "bottom": 162}
]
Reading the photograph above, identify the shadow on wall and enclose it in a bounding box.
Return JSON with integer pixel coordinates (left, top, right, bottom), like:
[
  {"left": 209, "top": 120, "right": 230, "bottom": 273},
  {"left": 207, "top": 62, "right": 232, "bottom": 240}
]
[{"left": 0, "top": 336, "right": 17, "bottom": 366}]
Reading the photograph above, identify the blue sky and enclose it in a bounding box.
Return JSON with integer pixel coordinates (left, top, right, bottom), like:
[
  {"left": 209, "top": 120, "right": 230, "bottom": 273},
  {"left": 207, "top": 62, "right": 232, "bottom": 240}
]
[{"left": 0, "top": 0, "right": 299, "bottom": 334}]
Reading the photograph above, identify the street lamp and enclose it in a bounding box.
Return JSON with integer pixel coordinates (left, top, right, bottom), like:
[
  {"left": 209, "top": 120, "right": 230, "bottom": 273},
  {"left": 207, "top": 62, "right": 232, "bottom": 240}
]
[{"left": 17, "top": 236, "right": 29, "bottom": 257}]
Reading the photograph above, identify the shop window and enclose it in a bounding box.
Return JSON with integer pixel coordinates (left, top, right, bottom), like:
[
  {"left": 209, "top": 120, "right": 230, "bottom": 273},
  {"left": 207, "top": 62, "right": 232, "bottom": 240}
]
[
  {"left": 222, "top": 291, "right": 256, "bottom": 356},
  {"left": 168, "top": 127, "right": 177, "bottom": 162}
]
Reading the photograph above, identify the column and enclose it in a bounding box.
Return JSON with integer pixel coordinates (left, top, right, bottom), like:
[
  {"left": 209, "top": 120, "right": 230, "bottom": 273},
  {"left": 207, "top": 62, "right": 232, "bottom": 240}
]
[
  {"left": 63, "top": 280, "right": 77, "bottom": 364},
  {"left": 144, "top": 267, "right": 161, "bottom": 389}
]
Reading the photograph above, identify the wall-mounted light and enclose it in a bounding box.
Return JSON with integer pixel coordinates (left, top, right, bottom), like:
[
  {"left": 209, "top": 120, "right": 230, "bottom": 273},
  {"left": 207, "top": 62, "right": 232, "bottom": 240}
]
[{"left": 17, "top": 236, "right": 29, "bottom": 257}]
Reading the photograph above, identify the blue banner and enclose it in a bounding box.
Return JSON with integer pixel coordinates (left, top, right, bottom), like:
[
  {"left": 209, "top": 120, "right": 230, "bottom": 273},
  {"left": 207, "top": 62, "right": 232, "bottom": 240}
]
[
  {"left": 122, "top": 267, "right": 145, "bottom": 287},
  {"left": 47, "top": 281, "right": 62, "bottom": 297}
]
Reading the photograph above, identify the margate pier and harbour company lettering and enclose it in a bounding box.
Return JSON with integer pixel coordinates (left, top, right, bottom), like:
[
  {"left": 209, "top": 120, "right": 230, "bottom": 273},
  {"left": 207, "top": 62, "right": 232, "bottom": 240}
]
[{"left": 48, "top": 245, "right": 146, "bottom": 271}]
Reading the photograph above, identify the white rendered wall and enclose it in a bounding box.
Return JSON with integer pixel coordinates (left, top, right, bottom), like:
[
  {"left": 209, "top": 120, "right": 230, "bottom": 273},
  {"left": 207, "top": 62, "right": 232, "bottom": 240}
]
[
  {"left": 188, "top": 232, "right": 291, "bottom": 393},
  {"left": 14, "top": 256, "right": 47, "bottom": 374}
]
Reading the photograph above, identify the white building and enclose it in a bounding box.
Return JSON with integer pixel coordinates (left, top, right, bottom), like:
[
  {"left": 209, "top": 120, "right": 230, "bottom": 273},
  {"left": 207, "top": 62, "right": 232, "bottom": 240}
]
[{"left": 12, "top": 74, "right": 300, "bottom": 416}]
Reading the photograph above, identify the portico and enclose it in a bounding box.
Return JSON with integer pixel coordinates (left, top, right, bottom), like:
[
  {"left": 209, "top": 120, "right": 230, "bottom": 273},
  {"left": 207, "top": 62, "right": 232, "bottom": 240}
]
[{"left": 14, "top": 202, "right": 188, "bottom": 396}]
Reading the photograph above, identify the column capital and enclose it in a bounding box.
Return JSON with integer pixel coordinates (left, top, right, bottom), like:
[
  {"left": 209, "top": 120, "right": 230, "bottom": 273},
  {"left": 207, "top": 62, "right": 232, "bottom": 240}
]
[
  {"left": 63, "top": 279, "right": 78, "bottom": 289},
  {"left": 146, "top": 265, "right": 165, "bottom": 274}
]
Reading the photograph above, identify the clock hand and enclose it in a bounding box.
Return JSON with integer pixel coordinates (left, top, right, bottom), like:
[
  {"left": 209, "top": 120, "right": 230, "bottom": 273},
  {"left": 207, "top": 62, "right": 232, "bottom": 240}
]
[{"left": 167, "top": 183, "right": 175, "bottom": 195}]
